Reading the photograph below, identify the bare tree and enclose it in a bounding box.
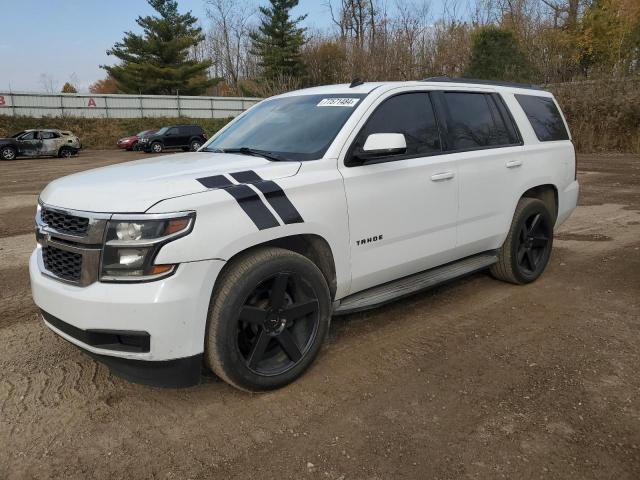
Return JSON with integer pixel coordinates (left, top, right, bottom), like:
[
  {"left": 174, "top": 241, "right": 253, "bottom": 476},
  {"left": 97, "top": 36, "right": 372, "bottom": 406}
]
[
  {"left": 205, "top": 0, "right": 256, "bottom": 94},
  {"left": 38, "top": 73, "right": 58, "bottom": 93}
]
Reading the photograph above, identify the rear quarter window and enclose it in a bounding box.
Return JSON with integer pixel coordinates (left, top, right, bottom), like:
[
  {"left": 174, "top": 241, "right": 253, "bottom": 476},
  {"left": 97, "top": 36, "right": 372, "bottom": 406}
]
[{"left": 515, "top": 94, "right": 569, "bottom": 142}]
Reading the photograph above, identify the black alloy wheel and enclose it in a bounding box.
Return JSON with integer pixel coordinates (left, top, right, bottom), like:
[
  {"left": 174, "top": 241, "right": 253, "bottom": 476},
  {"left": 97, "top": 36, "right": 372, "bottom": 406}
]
[
  {"left": 516, "top": 212, "right": 551, "bottom": 276},
  {"left": 206, "top": 247, "right": 331, "bottom": 391},
  {"left": 237, "top": 272, "right": 320, "bottom": 376},
  {"left": 491, "top": 197, "right": 555, "bottom": 285}
]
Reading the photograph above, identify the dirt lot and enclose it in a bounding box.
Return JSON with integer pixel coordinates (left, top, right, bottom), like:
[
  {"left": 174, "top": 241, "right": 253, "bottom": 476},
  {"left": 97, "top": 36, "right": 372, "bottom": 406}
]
[{"left": 1, "top": 150, "right": 639, "bottom": 479}]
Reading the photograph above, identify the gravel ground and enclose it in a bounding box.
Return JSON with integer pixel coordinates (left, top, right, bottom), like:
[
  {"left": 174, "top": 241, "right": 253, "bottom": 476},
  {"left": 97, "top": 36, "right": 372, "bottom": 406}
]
[{"left": 0, "top": 150, "right": 639, "bottom": 479}]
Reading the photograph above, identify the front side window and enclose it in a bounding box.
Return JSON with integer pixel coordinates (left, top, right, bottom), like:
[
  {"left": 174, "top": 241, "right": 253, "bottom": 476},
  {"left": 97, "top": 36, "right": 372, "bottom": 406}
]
[
  {"left": 40, "top": 131, "right": 58, "bottom": 139},
  {"left": 204, "top": 94, "right": 366, "bottom": 161},
  {"left": 351, "top": 92, "right": 441, "bottom": 160},
  {"left": 515, "top": 94, "right": 569, "bottom": 142},
  {"left": 19, "top": 131, "right": 37, "bottom": 141},
  {"left": 444, "top": 92, "right": 514, "bottom": 149}
]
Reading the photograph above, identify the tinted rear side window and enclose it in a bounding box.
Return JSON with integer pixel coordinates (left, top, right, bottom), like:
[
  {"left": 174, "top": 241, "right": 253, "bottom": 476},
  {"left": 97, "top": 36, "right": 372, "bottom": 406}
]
[
  {"left": 515, "top": 94, "right": 569, "bottom": 141},
  {"left": 443, "top": 92, "right": 515, "bottom": 149},
  {"left": 352, "top": 92, "right": 441, "bottom": 158}
]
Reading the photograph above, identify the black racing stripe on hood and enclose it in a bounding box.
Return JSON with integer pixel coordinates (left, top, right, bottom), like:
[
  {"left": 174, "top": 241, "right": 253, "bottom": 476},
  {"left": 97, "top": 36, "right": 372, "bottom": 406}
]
[{"left": 197, "top": 175, "right": 233, "bottom": 189}]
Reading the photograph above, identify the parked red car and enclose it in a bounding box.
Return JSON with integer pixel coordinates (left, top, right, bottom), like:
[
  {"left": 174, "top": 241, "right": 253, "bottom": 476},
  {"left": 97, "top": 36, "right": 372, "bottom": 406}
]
[{"left": 116, "top": 129, "right": 157, "bottom": 151}]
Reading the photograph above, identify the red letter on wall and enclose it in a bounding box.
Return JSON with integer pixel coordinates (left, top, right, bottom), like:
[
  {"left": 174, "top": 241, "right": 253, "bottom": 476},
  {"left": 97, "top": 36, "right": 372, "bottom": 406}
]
[
  {"left": 0, "top": 96, "right": 5, "bottom": 106},
  {"left": 87, "top": 98, "right": 97, "bottom": 107}
]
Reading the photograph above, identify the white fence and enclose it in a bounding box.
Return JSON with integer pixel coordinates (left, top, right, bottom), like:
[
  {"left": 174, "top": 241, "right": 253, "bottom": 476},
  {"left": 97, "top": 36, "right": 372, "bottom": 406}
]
[{"left": 0, "top": 92, "right": 261, "bottom": 119}]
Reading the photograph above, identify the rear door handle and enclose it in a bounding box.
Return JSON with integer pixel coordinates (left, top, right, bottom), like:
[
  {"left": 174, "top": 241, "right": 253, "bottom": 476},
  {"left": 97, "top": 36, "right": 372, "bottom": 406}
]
[
  {"left": 430, "top": 171, "right": 455, "bottom": 182},
  {"left": 506, "top": 159, "right": 523, "bottom": 168}
]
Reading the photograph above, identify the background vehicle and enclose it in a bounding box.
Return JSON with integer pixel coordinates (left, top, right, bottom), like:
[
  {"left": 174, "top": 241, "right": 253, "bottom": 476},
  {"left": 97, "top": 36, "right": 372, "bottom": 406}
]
[
  {"left": 30, "top": 79, "right": 578, "bottom": 391},
  {"left": 117, "top": 129, "right": 157, "bottom": 151},
  {"left": 1, "top": 129, "right": 81, "bottom": 160},
  {"left": 140, "top": 124, "right": 206, "bottom": 153}
]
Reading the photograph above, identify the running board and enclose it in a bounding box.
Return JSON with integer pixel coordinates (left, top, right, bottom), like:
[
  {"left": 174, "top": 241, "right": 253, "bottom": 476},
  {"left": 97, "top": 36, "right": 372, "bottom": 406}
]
[{"left": 333, "top": 251, "right": 498, "bottom": 315}]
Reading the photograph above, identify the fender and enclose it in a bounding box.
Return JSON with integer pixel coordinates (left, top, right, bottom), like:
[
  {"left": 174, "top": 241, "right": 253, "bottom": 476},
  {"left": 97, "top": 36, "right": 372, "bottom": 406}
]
[{"left": 148, "top": 162, "right": 352, "bottom": 298}]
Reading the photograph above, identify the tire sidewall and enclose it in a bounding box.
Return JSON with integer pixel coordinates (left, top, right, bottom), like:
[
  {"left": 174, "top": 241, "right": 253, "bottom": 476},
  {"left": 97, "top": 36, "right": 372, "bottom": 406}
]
[
  {"left": 509, "top": 200, "right": 554, "bottom": 284},
  {"left": 207, "top": 252, "right": 331, "bottom": 391},
  {"left": 190, "top": 140, "right": 201, "bottom": 151},
  {"left": 151, "top": 142, "right": 163, "bottom": 153}
]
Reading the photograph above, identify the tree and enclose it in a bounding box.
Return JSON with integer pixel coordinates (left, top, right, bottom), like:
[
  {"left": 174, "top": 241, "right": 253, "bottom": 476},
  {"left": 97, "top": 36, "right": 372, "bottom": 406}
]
[
  {"left": 464, "top": 26, "right": 534, "bottom": 82},
  {"left": 250, "top": 0, "right": 307, "bottom": 81},
  {"left": 61, "top": 82, "right": 78, "bottom": 93},
  {"left": 102, "top": 0, "right": 216, "bottom": 95},
  {"left": 89, "top": 76, "right": 119, "bottom": 94}
]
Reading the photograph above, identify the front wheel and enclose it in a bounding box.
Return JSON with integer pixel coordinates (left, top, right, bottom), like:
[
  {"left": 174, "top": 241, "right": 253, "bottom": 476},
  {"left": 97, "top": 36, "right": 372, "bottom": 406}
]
[
  {"left": 491, "top": 197, "right": 554, "bottom": 285},
  {"left": 1, "top": 146, "right": 17, "bottom": 160},
  {"left": 205, "top": 247, "right": 331, "bottom": 392},
  {"left": 150, "top": 142, "right": 163, "bottom": 153}
]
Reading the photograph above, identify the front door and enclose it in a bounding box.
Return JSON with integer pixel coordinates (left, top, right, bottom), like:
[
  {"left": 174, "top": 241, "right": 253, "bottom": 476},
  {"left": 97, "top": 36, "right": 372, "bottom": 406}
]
[
  {"left": 164, "top": 127, "right": 180, "bottom": 147},
  {"left": 339, "top": 92, "right": 459, "bottom": 294},
  {"left": 17, "top": 131, "right": 42, "bottom": 156}
]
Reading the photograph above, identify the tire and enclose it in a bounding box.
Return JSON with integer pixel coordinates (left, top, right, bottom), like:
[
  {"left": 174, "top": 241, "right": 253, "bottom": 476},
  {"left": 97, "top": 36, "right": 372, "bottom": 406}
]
[
  {"left": 1, "top": 146, "right": 17, "bottom": 161},
  {"left": 490, "top": 197, "right": 554, "bottom": 285},
  {"left": 150, "top": 142, "right": 163, "bottom": 153},
  {"left": 205, "top": 247, "right": 331, "bottom": 392},
  {"left": 58, "top": 147, "right": 73, "bottom": 158},
  {"left": 190, "top": 139, "right": 202, "bottom": 151}
]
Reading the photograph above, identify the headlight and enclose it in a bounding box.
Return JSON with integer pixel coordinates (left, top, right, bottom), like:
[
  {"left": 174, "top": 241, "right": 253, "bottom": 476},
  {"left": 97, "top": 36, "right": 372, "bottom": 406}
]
[{"left": 100, "top": 212, "right": 195, "bottom": 282}]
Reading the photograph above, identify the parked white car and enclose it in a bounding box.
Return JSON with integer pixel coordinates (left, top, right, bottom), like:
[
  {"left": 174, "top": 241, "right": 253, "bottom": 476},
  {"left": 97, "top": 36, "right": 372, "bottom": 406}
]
[{"left": 30, "top": 78, "right": 579, "bottom": 390}]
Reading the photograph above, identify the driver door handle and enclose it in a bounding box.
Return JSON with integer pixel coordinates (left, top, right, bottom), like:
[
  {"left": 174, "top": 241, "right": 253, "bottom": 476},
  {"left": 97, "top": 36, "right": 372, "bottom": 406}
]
[{"left": 430, "top": 171, "right": 455, "bottom": 182}]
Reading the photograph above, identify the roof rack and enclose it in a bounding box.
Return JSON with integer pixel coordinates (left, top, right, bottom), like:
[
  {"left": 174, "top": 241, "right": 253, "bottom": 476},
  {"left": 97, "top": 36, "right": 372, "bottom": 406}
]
[{"left": 421, "top": 76, "right": 541, "bottom": 90}]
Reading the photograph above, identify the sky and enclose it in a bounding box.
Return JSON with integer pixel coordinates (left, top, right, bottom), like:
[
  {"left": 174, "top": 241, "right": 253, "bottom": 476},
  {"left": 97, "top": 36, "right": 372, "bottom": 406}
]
[{"left": 0, "top": 0, "right": 451, "bottom": 93}]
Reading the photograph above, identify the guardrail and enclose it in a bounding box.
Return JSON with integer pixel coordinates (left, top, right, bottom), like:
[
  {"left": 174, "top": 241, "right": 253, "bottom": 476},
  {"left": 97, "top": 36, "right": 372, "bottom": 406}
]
[{"left": 0, "top": 92, "right": 261, "bottom": 118}]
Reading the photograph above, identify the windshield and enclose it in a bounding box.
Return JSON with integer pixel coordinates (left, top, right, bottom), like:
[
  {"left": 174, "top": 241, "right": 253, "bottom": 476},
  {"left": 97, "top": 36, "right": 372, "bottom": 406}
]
[
  {"left": 137, "top": 130, "right": 149, "bottom": 137},
  {"left": 11, "top": 131, "right": 25, "bottom": 138},
  {"left": 155, "top": 127, "right": 169, "bottom": 135},
  {"left": 203, "top": 94, "right": 366, "bottom": 160}
]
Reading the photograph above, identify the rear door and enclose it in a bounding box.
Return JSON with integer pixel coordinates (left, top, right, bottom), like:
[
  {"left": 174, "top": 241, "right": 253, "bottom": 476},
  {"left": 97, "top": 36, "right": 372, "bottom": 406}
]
[
  {"left": 39, "top": 131, "right": 60, "bottom": 156},
  {"left": 339, "top": 91, "right": 459, "bottom": 294},
  {"left": 435, "top": 91, "right": 524, "bottom": 257}
]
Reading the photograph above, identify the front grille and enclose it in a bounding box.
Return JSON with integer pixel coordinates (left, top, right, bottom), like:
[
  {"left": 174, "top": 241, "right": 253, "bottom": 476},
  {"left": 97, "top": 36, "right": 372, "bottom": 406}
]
[
  {"left": 42, "top": 246, "right": 82, "bottom": 282},
  {"left": 41, "top": 208, "right": 89, "bottom": 236}
]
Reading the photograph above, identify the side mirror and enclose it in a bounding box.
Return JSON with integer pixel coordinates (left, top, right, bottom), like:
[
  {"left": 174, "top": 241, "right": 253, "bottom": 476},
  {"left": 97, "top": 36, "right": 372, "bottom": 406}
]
[{"left": 355, "top": 133, "right": 407, "bottom": 161}]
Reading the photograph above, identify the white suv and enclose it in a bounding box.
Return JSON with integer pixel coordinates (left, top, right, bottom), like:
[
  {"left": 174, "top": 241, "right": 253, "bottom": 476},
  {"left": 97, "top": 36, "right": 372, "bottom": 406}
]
[{"left": 30, "top": 79, "right": 579, "bottom": 391}]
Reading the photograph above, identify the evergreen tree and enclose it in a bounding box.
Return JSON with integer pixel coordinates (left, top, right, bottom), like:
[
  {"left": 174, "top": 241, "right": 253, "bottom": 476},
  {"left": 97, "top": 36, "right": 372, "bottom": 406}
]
[
  {"left": 102, "top": 0, "right": 215, "bottom": 95},
  {"left": 464, "top": 26, "right": 534, "bottom": 83},
  {"left": 250, "top": 0, "right": 307, "bottom": 81}
]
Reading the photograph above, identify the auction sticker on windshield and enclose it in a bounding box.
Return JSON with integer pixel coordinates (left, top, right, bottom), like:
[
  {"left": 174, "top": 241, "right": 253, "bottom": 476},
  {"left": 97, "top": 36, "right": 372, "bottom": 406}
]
[{"left": 317, "top": 98, "right": 360, "bottom": 107}]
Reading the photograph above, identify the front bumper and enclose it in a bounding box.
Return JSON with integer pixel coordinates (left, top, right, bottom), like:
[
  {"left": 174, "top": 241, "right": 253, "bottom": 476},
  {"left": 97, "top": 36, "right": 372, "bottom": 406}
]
[{"left": 29, "top": 250, "right": 225, "bottom": 386}]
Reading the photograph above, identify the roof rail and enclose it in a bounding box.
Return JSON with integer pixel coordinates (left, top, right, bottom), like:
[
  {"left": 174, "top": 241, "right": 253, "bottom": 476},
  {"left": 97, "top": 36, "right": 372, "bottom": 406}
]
[{"left": 422, "top": 76, "right": 541, "bottom": 90}]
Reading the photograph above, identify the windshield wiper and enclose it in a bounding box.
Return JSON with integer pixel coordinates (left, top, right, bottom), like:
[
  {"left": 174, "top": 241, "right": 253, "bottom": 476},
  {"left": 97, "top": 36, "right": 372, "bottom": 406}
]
[{"left": 204, "top": 146, "right": 290, "bottom": 162}]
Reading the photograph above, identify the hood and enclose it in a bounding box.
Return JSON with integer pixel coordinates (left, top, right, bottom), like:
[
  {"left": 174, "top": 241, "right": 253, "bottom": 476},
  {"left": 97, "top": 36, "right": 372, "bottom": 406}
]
[{"left": 40, "top": 152, "right": 301, "bottom": 213}]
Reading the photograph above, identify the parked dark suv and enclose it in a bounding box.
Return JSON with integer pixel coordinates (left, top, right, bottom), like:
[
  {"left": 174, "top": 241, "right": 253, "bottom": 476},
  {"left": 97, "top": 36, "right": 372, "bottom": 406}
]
[{"left": 140, "top": 125, "right": 207, "bottom": 153}]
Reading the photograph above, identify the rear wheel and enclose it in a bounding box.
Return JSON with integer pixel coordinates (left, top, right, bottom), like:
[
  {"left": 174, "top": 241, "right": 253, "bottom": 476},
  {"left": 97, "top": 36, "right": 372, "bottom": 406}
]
[
  {"left": 491, "top": 197, "right": 554, "bottom": 284},
  {"left": 1, "top": 146, "right": 17, "bottom": 161},
  {"left": 58, "top": 147, "right": 73, "bottom": 158},
  {"left": 190, "top": 139, "right": 202, "bottom": 151},
  {"left": 205, "top": 247, "right": 331, "bottom": 391}
]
